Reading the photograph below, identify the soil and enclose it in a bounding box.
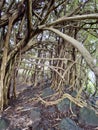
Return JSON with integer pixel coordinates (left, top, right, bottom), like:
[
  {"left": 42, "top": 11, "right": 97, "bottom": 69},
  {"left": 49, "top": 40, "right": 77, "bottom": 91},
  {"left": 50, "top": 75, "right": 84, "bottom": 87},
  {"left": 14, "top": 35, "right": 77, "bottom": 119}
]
[{"left": 1, "top": 82, "right": 98, "bottom": 130}]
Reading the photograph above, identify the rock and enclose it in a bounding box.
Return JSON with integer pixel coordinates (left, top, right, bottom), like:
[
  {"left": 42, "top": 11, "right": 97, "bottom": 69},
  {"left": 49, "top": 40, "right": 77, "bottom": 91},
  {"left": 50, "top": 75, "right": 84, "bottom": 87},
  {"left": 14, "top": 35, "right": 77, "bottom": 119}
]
[
  {"left": 42, "top": 87, "right": 55, "bottom": 97},
  {"left": 57, "top": 90, "right": 78, "bottom": 114},
  {"left": 32, "top": 121, "right": 41, "bottom": 130},
  {"left": 57, "top": 98, "right": 70, "bottom": 113},
  {"left": 30, "top": 107, "right": 41, "bottom": 129},
  {"left": 0, "top": 117, "right": 10, "bottom": 130},
  {"left": 79, "top": 107, "right": 98, "bottom": 126},
  {"left": 89, "top": 96, "right": 98, "bottom": 108},
  {"left": 71, "top": 90, "right": 77, "bottom": 97},
  {"left": 59, "top": 117, "right": 83, "bottom": 130},
  {"left": 30, "top": 107, "right": 41, "bottom": 121}
]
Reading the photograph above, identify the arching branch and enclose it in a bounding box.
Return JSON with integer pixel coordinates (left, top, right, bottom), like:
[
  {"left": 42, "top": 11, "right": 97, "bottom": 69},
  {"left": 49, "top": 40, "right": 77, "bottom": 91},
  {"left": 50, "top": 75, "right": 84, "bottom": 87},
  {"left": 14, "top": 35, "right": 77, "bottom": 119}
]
[
  {"left": 38, "top": 13, "right": 98, "bottom": 29},
  {"left": 42, "top": 27, "right": 98, "bottom": 77}
]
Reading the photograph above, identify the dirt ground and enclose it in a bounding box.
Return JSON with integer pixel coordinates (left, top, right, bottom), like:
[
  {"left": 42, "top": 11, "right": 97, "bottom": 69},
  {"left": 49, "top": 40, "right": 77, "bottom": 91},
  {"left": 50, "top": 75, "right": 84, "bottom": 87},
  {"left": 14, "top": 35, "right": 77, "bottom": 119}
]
[{"left": 1, "top": 82, "right": 98, "bottom": 130}]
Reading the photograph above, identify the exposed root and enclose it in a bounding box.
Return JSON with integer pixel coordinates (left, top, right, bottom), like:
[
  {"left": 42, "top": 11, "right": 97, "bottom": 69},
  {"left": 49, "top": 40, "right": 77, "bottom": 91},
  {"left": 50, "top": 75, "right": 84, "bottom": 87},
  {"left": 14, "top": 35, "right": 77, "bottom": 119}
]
[{"left": 37, "top": 93, "right": 87, "bottom": 107}]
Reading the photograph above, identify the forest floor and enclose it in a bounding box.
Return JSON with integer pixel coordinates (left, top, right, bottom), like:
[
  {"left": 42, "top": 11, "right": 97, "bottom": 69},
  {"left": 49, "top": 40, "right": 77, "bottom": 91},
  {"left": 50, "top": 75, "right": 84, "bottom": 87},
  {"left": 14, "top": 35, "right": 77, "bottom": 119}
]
[{"left": 1, "top": 81, "right": 98, "bottom": 130}]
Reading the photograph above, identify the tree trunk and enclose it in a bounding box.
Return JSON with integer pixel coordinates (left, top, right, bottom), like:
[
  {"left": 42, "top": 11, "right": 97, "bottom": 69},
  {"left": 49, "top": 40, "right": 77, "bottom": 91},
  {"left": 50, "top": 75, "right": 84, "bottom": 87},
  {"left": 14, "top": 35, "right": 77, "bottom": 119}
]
[{"left": 0, "top": 16, "right": 16, "bottom": 110}]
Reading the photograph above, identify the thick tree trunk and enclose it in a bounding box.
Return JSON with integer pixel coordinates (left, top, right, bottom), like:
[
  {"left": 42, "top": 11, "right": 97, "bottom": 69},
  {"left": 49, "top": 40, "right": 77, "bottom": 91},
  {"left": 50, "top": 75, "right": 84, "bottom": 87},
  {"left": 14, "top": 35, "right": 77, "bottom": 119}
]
[{"left": 0, "top": 60, "right": 14, "bottom": 109}]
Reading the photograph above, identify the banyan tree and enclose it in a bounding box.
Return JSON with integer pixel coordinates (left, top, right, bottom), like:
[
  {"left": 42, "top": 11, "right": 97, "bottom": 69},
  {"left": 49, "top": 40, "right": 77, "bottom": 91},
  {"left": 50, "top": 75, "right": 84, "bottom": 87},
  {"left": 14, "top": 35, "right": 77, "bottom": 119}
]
[{"left": 0, "top": 0, "right": 98, "bottom": 111}]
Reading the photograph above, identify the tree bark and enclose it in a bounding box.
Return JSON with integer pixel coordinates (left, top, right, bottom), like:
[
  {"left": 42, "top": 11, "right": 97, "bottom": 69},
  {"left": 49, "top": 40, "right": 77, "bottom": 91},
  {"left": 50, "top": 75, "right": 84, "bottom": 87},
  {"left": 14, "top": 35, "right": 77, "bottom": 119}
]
[{"left": 43, "top": 27, "right": 98, "bottom": 78}]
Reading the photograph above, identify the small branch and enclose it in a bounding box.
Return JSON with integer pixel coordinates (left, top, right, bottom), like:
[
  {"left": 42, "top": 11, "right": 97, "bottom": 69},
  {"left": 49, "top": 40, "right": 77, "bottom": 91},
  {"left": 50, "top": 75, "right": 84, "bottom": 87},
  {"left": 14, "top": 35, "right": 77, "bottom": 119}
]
[
  {"left": 22, "top": 56, "right": 73, "bottom": 62},
  {"left": 38, "top": 13, "right": 98, "bottom": 29},
  {"left": 32, "top": 11, "right": 42, "bottom": 20}
]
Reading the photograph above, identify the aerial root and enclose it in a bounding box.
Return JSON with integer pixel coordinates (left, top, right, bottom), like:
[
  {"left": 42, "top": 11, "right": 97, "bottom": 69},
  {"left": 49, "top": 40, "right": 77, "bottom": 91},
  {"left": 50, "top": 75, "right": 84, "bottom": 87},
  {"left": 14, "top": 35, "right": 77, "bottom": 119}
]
[{"left": 37, "top": 93, "right": 87, "bottom": 107}]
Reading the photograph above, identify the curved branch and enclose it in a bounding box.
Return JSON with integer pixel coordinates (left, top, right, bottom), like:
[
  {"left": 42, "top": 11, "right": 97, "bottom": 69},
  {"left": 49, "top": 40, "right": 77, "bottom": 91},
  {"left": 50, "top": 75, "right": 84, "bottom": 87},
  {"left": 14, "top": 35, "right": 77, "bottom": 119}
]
[
  {"left": 38, "top": 13, "right": 98, "bottom": 29},
  {"left": 43, "top": 27, "right": 98, "bottom": 77},
  {"left": 0, "top": 3, "right": 25, "bottom": 27}
]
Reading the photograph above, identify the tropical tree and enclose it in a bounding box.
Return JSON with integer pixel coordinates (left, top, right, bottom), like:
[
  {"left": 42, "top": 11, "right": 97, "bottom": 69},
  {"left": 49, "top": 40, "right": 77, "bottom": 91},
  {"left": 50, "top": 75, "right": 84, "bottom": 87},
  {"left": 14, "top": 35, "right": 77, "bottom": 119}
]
[{"left": 0, "top": 0, "right": 98, "bottom": 111}]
